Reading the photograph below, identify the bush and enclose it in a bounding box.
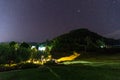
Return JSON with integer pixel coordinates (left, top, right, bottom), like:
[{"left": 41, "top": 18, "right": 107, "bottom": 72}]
[
  {"left": 17, "top": 63, "right": 40, "bottom": 69},
  {"left": 0, "top": 63, "right": 40, "bottom": 72},
  {"left": 44, "top": 60, "right": 57, "bottom": 65}
]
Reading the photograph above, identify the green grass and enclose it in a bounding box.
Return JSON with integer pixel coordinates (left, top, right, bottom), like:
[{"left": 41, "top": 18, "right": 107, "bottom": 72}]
[
  {"left": 0, "top": 60, "right": 120, "bottom": 80},
  {"left": 52, "top": 61, "right": 120, "bottom": 80},
  {"left": 0, "top": 67, "right": 57, "bottom": 80}
]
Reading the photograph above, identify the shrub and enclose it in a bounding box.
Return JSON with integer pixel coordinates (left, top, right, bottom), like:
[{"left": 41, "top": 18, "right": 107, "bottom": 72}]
[{"left": 17, "top": 63, "right": 40, "bottom": 69}]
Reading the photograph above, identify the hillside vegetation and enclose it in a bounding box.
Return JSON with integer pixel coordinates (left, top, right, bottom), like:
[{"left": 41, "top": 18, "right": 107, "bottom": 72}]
[{"left": 51, "top": 28, "right": 120, "bottom": 58}]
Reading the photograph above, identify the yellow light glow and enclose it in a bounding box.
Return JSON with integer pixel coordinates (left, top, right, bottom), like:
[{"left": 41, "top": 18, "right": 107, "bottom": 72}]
[
  {"left": 26, "top": 59, "right": 43, "bottom": 65},
  {"left": 4, "top": 64, "right": 17, "bottom": 67},
  {"left": 57, "top": 52, "right": 80, "bottom": 63}
]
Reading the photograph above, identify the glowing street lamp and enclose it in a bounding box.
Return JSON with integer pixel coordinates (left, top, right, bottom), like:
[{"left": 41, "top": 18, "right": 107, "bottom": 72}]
[
  {"left": 38, "top": 46, "right": 46, "bottom": 51},
  {"left": 31, "top": 46, "right": 36, "bottom": 49}
]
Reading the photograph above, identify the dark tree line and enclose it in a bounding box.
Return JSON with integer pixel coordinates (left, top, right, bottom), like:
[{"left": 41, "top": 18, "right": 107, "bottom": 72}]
[
  {"left": 50, "top": 28, "right": 120, "bottom": 58},
  {"left": 0, "top": 41, "right": 42, "bottom": 65}
]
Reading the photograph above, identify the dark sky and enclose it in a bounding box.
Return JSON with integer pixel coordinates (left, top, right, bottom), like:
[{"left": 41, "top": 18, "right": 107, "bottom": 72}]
[{"left": 0, "top": 0, "right": 120, "bottom": 42}]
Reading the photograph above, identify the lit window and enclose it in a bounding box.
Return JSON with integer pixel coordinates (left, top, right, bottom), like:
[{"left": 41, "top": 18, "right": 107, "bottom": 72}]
[{"left": 38, "top": 46, "right": 46, "bottom": 51}]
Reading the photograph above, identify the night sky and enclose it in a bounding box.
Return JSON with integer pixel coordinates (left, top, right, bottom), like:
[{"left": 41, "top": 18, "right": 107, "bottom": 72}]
[{"left": 0, "top": 0, "right": 120, "bottom": 42}]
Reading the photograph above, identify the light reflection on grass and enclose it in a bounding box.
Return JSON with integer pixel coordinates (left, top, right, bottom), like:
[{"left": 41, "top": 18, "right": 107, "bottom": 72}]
[
  {"left": 62, "top": 61, "right": 92, "bottom": 65},
  {"left": 62, "top": 60, "right": 120, "bottom": 68}
]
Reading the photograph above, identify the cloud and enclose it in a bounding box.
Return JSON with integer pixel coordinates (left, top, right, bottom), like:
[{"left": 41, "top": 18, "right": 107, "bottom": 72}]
[{"left": 105, "top": 30, "right": 120, "bottom": 39}]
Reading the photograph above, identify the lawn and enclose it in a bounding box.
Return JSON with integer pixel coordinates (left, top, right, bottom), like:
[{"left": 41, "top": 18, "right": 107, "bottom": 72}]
[{"left": 0, "top": 59, "right": 120, "bottom": 80}]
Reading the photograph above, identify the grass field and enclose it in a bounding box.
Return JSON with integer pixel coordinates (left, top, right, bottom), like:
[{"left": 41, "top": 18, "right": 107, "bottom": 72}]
[{"left": 0, "top": 55, "right": 120, "bottom": 80}]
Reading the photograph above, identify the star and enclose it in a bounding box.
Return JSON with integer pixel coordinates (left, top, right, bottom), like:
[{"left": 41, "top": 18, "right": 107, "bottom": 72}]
[
  {"left": 112, "top": 0, "right": 117, "bottom": 4},
  {"left": 77, "top": 9, "right": 81, "bottom": 13}
]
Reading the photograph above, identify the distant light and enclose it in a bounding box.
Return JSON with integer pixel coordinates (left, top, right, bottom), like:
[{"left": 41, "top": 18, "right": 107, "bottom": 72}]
[
  {"left": 77, "top": 9, "right": 81, "bottom": 13},
  {"left": 100, "top": 46, "right": 104, "bottom": 48},
  {"left": 38, "top": 46, "right": 46, "bottom": 51},
  {"left": 31, "top": 46, "right": 36, "bottom": 49}
]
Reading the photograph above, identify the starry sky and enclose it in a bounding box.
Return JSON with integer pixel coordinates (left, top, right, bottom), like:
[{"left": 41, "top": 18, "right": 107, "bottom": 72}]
[{"left": 0, "top": 0, "right": 120, "bottom": 42}]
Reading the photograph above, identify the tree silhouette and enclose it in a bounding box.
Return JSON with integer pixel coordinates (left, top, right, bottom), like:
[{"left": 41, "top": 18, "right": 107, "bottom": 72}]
[{"left": 20, "top": 42, "right": 30, "bottom": 48}]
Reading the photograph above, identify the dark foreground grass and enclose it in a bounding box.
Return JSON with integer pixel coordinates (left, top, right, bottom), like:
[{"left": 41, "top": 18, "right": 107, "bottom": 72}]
[
  {"left": 0, "top": 67, "right": 58, "bottom": 80},
  {"left": 49, "top": 62, "right": 120, "bottom": 80},
  {"left": 0, "top": 60, "right": 120, "bottom": 80}
]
